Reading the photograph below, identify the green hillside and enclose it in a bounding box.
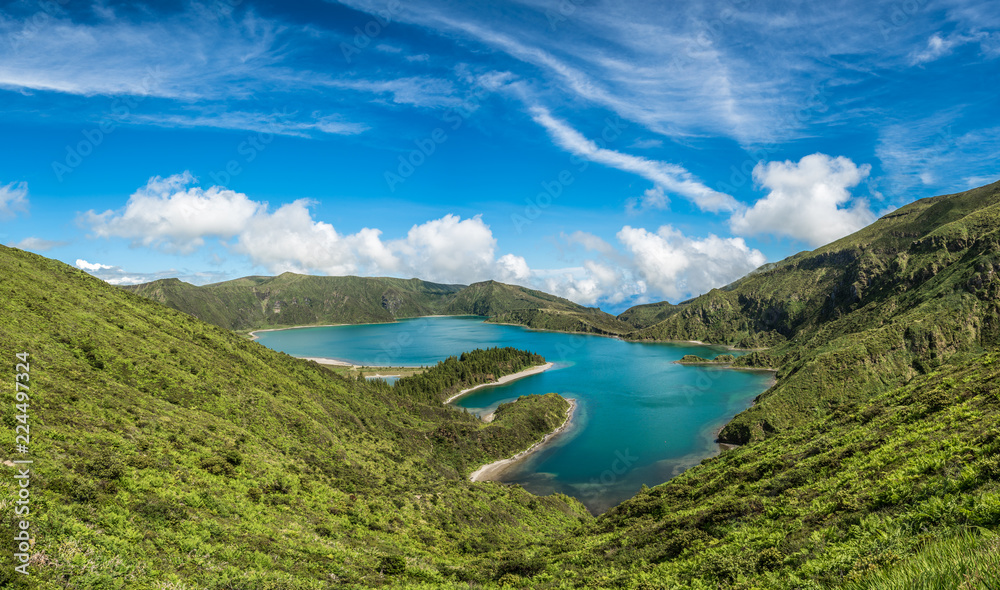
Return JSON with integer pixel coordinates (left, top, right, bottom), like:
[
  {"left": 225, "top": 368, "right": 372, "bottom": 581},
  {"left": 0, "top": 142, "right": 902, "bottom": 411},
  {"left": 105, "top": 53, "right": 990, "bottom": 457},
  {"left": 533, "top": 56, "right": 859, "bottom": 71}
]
[
  {"left": 633, "top": 180, "right": 1000, "bottom": 443},
  {"left": 4, "top": 180, "right": 1000, "bottom": 588},
  {"left": 560, "top": 351, "right": 1000, "bottom": 588},
  {"left": 123, "top": 274, "right": 465, "bottom": 330},
  {"left": 616, "top": 301, "right": 681, "bottom": 329},
  {"left": 0, "top": 245, "right": 585, "bottom": 588},
  {"left": 124, "top": 275, "right": 629, "bottom": 335}
]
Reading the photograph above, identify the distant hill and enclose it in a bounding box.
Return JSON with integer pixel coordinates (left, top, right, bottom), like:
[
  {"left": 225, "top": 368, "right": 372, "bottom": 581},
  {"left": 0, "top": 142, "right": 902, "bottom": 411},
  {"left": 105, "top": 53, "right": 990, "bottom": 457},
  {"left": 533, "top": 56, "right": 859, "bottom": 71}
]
[
  {"left": 633, "top": 180, "right": 1000, "bottom": 442},
  {"left": 4, "top": 181, "right": 1000, "bottom": 587},
  {"left": 124, "top": 275, "right": 630, "bottom": 334},
  {"left": 0, "top": 244, "right": 583, "bottom": 586},
  {"left": 123, "top": 274, "right": 465, "bottom": 330},
  {"left": 615, "top": 300, "right": 680, "bottom": 329}
]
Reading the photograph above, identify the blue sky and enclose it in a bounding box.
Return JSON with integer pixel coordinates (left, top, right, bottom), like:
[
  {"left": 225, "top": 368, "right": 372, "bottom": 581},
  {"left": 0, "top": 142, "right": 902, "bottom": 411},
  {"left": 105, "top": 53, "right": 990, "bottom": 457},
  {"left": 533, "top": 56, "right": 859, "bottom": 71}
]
[{"left": 0, "top": 0, "right": 997, "bottom": 311}]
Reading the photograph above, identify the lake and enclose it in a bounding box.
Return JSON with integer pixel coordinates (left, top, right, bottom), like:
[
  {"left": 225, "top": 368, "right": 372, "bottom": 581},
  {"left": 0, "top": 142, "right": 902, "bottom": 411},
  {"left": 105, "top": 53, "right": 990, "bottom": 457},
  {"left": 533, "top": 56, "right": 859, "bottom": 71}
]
[{"left": 255, "top": 316, "right": 772, "bottom": 513}]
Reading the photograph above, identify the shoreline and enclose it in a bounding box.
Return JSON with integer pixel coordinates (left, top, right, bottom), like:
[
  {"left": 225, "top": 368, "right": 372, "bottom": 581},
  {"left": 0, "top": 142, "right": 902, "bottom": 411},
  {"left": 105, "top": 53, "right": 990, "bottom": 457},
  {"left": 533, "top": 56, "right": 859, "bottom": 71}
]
[
  {"left": 247, "top": 315, "right": 770, "bottom": 353},
  {"left": 297, "top": 356, "right": 425, "bottom": 370},
  {"left": 444, "top": 362, "right": 554, "bottom": 404},
  {"left": 247, "top": 315, "right": 488, "bottom": 340},
  {"left": 469, "top": 398, "right": 577, "bottom": 482},
  {"left": 249, "top": 324, "right": 346, "bottom": 340}
]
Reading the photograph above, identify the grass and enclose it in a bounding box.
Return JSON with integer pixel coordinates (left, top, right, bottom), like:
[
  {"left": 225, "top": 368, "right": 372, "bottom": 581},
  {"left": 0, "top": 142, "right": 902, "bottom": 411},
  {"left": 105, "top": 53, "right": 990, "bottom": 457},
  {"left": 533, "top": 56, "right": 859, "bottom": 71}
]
[
  {"left": 843, "top": 530, "right": 1000, "bottom": 590},
  {"left": 4, "top": 179, "right": 1000, "bottom": 588}
]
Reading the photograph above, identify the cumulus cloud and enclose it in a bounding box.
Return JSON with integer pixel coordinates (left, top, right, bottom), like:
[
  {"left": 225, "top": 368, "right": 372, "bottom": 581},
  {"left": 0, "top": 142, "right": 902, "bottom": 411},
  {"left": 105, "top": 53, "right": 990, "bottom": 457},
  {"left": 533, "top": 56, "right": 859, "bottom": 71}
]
[
  {"left": 541, "top": 260, "right": 645, "bottom": 306},
  {"left": 730, "top": 153, "right": 876, "bottom": 248},
  {"left": 0, "top": 181, "right": 29, "bottom": 218},
  {"left": 83, "top": 172, "right": 263, "bottom": 253},
  {"left": 84, "top": 173, "right": 772, "bottom": 306},
  {"left": 76, "top": 259, "right": 114, "bottom": 271},
  {"left": 85, "top": 173, "right": 519, "bottom": 286},
  {"left": 617, "top": 225, "right": 765, "bottom": 301},
  {"left": 391, "top": 215, "right": 498, "bottom": 283},
  {"left": 233, "top": 200, "right": 369, "bottom": 276}
]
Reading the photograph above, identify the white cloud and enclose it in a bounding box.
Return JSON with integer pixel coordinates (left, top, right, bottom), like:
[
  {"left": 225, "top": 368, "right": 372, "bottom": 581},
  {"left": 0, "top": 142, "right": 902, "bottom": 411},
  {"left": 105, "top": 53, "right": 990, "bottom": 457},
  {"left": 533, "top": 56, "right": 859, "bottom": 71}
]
[
  {"left": 910, "top": 34, "right": 959, "bottom": 65},
  {"left": 85, "top": 174, "right": 517, "bottom": 286},
  {"left": 629, "top": 138, "right": 664, "bottom": 149},
  {"left": 12, "top": 237, "right": 68, "bottom": 252},
  {"left": 232, "top": 199, "right": 366, "bottom": 275},
  {"left": 617, "top": 225, "right": 766, "bottom": 301},
  {"left": 75, "top": 259, "right": 228, "bottom": 285},
  {"left": 85, "top": 174, "right": 772, "bottom": 306},
  {"left": 909, "top": 31, "right": 999, "bottom": 65},
  {"left": 0, "top": 181, "right": 29, "bottom": 218},
  {"left": 391, "top": 215, "right": 498, "bottom": 283},
  {"left": 877, "top": 118, "right": 1000, "bottom": 199},
  {"left": 83, "top": 172, "right": 263, "bottom": 253},
  {"left": 495, "top": 253, "right": 532, "bottom": 285},
  {"left": 530, "top": 107, "right": 739, "bottom": 213},
  {"left": 541, "top": 260, "right": 645, "bottom": 306},
  {"left": 129, "top": 110, "right": 368, "bottom": 138},
  {"left": 76, "top": 259, "right": 113, "bottom": 271},
  {"left": 561, "top": 230, "right": 617, "bottom": 256},
  {"left": 730, "top": 153, "right": 876, "bottom": 247}
]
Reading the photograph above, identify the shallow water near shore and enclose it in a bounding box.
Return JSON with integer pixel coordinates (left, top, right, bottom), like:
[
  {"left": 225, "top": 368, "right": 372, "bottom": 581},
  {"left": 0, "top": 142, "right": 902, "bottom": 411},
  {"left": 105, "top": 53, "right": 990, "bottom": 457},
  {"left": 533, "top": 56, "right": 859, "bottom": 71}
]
[{"left": 255, "top": 316, "right": 772, "bottom": 513}]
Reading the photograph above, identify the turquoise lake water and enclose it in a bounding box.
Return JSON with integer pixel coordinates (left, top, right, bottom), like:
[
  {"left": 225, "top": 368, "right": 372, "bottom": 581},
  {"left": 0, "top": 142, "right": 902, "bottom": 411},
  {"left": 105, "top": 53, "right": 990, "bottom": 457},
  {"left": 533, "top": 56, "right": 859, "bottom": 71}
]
[{"left": 255, "top": 316, "right": 772, "bottom": 513}]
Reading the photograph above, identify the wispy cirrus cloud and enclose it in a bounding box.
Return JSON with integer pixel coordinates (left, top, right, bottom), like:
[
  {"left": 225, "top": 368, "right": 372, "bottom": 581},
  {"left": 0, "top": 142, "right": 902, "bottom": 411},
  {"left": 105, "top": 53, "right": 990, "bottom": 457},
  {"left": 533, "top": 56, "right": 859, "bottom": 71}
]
[
  {"left": 529, "top": 106, "right": 740, "bottom": 213},
  {"left": 0, "top": 181, "right": 28, "bottom": 218}
]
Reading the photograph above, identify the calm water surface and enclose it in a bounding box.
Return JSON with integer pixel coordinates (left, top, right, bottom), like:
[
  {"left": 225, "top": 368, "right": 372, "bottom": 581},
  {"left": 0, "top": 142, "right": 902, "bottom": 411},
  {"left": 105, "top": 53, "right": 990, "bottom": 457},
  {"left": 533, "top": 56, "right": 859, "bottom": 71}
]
[{"left": 256, "top": 316, "right": 772, "bottom": 513}]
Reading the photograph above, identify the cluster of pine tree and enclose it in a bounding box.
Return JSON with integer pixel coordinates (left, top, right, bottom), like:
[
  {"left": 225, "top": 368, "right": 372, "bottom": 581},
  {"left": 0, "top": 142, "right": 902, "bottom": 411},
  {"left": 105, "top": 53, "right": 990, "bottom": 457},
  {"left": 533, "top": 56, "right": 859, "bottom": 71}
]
[{"left": 393, "top": 346, "right": 545, "bottom": 403}]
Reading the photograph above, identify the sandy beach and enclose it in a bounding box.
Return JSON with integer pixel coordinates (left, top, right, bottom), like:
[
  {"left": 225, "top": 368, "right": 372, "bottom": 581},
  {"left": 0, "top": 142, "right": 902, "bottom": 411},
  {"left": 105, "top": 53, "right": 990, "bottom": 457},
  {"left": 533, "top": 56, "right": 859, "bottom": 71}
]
[
  {"left": 249, "top": 324, "right": 345, "bottom": 340},
  {"left": 443, "top": 362, "right": 554, "bottom": 404},
  {"left": 299, "top": 356, "right": 359, "bottom": 367},
  {"left": 469, "top": 397, "right": 577, "bottom": 482}
]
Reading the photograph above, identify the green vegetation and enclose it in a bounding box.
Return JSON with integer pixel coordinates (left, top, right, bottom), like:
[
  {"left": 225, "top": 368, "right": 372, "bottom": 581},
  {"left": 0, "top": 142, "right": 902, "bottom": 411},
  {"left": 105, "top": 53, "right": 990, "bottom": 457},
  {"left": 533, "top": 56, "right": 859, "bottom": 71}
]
[
  {"left": 124, "top": 274, "right": 465, "bottom": 330},
  {"left": 554, "top": 351, "right": 1000, "bottom": 588},
  {"left": 392, "top": 347, "right": 546, "bottom": 403},
  {"left": 125, "top": 276, "right": 628, "bottom": 335},
  {"left": 4, "top": 179, "right": 1000, "bottom": 588},
  {"left": 843, "top": 530, "right": 1000, "bottom": 590},
  {"left": 677, "top": 353, "right": 737, "bottom": 365},
  {"left": 633, "top": 180, "right": 1000, "bottom": 444},
  {"left": 0, "top": 245, "right": 584, "bottom": 588},
  {"left": 616, "top": 300, "right": 680, "bottom": 329}
]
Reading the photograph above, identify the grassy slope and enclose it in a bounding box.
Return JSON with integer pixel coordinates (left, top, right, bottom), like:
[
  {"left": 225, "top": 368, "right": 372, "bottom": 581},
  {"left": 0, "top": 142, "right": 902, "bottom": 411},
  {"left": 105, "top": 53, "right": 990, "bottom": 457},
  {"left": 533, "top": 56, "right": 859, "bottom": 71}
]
[
  {"left": 126, "top": 276, "right": 630, "bottom": 336},
  {"left": 124, "top": 274, "right": 465, "bottom": 330},
  {"left": 0, "top": 246, "right": 586, "bottom": 589},
  {"left": 555, "top": 352, "right": 1000, "bottom": 589},
  {"left": 445, "top": 281, "right": 632, "bottom": 335},
  {"left": 615, "top": 301, "right": 681, "bottom": 329},
  {"left": 631, "top": 181, "right": 1000, "bottom": 443}
]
